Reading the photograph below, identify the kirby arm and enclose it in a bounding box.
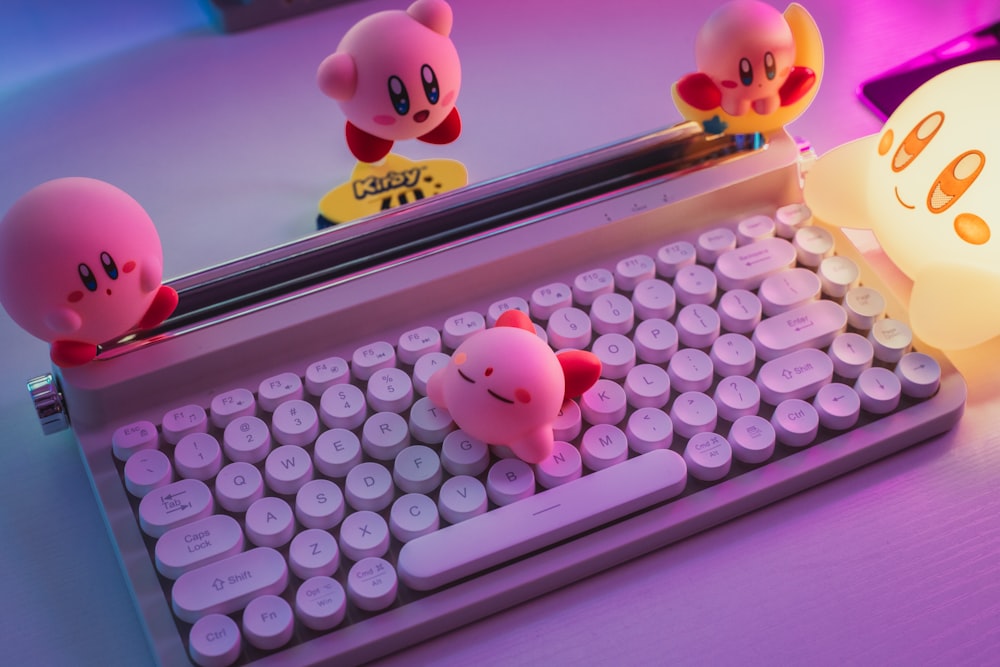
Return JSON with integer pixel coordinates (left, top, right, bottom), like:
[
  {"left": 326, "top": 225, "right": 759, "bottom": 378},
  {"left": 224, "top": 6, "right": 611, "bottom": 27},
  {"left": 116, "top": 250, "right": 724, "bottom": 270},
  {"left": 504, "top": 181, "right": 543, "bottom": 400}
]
[
  {"left": 802, "top": 135, "right": 877, "bottom": 229},
  {"left": 506, "top": 425, "right": 555, "bottom": 464},
  {"left": 779, "top": 66, "right": 816, "bottom": 107},
  {"left": 426, "top": 364, "right": 447, "bottom": 407},
  {"left": 138, "top": 285, "right": 178, "bottom": 330},
  {"left": 675, "top": 72, "right": 723, "bottom": 112},
  {"left": 909, "top": 263, "right": 1000, "bottom": 350},
  {"left": 43, "top": 307, "right": 82, "bottom": 335},
  {"left": 558, "top": 349, "right": 602, "bottom": 399},
  {"left": 50, "top": 340, "right": 98, "bottom": 367},
  {"left": 316, "top": 52, "right": 357, "bottom": 101}
]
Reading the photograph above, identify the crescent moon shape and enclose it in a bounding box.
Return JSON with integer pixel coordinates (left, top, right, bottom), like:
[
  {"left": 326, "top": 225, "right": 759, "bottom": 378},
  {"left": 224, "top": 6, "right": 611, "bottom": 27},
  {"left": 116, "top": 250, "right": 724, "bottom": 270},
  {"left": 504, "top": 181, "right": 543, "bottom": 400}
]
[{"left": 671, "top": 2, "right": 824, "bottom": 136}]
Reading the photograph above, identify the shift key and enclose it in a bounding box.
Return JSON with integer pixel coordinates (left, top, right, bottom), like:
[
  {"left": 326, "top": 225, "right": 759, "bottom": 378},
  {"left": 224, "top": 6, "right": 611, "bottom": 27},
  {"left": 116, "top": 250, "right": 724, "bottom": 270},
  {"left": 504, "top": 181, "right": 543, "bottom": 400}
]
[{"left": 172, "top": 547, "right": 288, "bottom": 623}]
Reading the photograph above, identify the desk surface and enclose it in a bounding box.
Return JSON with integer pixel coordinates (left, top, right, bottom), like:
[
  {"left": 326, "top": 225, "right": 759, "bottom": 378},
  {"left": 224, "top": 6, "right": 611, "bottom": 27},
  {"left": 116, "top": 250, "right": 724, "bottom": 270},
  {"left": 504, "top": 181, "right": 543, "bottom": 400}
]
[{"left": 2, "top": 1, "right": 1000, "bottom": 665}]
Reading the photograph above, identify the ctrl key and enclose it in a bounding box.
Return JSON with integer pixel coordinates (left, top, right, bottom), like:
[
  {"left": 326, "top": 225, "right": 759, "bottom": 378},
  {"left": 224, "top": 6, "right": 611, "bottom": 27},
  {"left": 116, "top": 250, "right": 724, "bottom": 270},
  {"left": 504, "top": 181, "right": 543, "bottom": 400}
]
[{"left": 189, "top": 613, "right": 241, "bottom": 667}]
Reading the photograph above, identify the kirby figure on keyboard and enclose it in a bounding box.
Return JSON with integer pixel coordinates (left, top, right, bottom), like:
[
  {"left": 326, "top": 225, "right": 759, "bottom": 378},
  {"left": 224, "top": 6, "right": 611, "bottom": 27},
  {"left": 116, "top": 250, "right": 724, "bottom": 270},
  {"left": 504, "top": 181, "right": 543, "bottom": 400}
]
[
  {"left": 672, "top": 0, "right": 823, "bottom": 136},
  {"left": 317, "top": 0, "right": 462, "bottom": 163},
  {"left": 0, "top": 177, "right": 178, "bottom": 367},
  {"left": 427, "top": 310, "right": 601, "bottom": 464},
  {"left": 804, "top": 60, "right": 1000, "bottom": 350}
]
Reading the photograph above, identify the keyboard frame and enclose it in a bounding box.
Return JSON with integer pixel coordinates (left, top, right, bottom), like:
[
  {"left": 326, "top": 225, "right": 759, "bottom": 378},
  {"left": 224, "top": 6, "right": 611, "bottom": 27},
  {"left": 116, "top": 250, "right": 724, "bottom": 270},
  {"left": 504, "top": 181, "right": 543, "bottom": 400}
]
[{"left": 51, "top": 124, "right": 966, "bottom": 666}]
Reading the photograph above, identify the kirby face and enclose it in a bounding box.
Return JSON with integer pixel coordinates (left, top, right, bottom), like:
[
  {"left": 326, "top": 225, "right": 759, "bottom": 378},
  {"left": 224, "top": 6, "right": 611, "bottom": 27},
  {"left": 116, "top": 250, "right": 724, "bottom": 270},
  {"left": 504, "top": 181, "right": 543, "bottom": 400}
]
[
  {"left": 0, "top": 177, "right": 167, "bottom": 351},
  {"left": 318, "top": 0, "right": 461, "bottom": 143},
  {"left": 866, "top": 63, "right": 995, "bottom": 275},
  {"left": 803, "top": 61, "right": 1000, "bottom": 349},
  {"left": 427, "top": 310, "right": 601, "bottom": 463},
  {"left": 695, "top": 0, "right": 796, "bottom": 116}
]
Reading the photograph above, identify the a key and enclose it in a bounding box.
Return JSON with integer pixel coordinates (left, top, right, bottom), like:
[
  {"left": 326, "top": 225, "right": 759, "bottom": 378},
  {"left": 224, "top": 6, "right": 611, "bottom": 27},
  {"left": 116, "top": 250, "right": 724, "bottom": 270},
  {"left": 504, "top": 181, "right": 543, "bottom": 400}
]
[
  {"left": 684, "top": 432, "right": 732, "bottom": 482},
  {"left": 412, "top": 352, "right": 450, "bottom": 396},
  {"left": 614, "top": 254, "right": 656, "bottom": 291},
  {"left": 771, "top": 398, "right": 820, "bottom": 447},
  {"left": 214, "top": 461, "right": 264, "bottom": 513},
  {"left": 352, "top": 341, "right": 396, "bottom": 381},
  {"left": 289, "top": 528, "right": 341, "bottom": 579},
  {"left": 112, "top": 420, "right": 158, "bottom": 462},
  {"left": 320, "top": 383, "right": 367, "bottom": 430},
  {"left": 793, "top": 225, "right": 834, "bottom": 267},
  {"left": 258, "top": 372, "right": 303, "bottom": 413},
  {"left": 362, "top": 411, "right": 410, "bottom": 461},
  {"left": 580, "top": 424, "right": 629, "bottom": 471},
  {"left": 534, "top": 441, "right": 583, "bottom": 488},
  {"left": 209, "top": 388, "right": 256, "bottom": 429},
  {"left": 437, "top": 475, "right": 488, "bottom": 524},
  {"left": 440, "top": 430, "right": 490, "bottom": 477},
  {"left": 774, "top": 203, "right": 811, "bottom": 238},
  {"left": 827, "top": 332, "right": 874, "bottom": 379},
  {"left": 728, "top": 415, "right": 776, "bottom": 464},
  {"left": 696, "top": 227, "right": 737, "bottom": 264},
  {"left": 345, "top": 461, "right": 394, "bottom": 511},
  {"left": 393, "top": 445, "right": 443, "bottom": 495},
  {"left": 868, "top": 318, "right": 913, "bottom": 363},
  {"left": 242, "top": 594, "right": 294, "bottom": 651},
  {"left": 712, "top": 375, "right": 760, "bottom": 421},
  {"left": 580, "top": 379, "right": 628, "bottom": 425},
  {"left": 714, "top": 236, "right": 796, "bottom": 291},
  {"left": 717, "top": 288, "right": 762, "bottom": 334},
  {"left": 222, "top": 415, "right": 271, "bottom": 464},
  {"left": 398, "top": 450, "right": 688, "bottom": 591},
  {"left": 347, "top": 557, "right": 398, "bottom": 612},
  {"left": 162, "top": 404, "right": 208, "bottom": 445},
  {"left": 390, "top": 493, "right": 440, "bottom": 542},
  {"left": 843, "top": 286, "right": 885, "bottom": 331},
  {"left": 313, "top": 428, "right": 363, "bottom": 478},
  {"left": 174, "top": 432, "right": 223, "bottom": 481},
  {"left": 758, "top": 267, "right": 822, "bottom": 316},
  {"left": 895, "top": 352, "right": 941, "bottom": 398},
  {"left": 486, "top": 296, "right": 531, "bottom": 327},
  {"left": 553, "top": 399, "right": 583, "bottom": 443},
  {"left": 295, "top": 478, "right": 345, "bottom": 530},
  {"left": 245, "top": 496, "right": 295, "bottom": 548},
  {"left": 339, "top": 510, "right": 390, "bottom": 561},
  {"left": 366, "top": 367, "right": 414, "bottom": 413},
  {"left": 633, "top": 318, "right": 679, "bottom": 364},
  {"left": 752, "top": 299, "right": 847, "bottom": 361},
  {"left": 546, "top": 306, "right": 592, "bottom": 350},
  {"left": 592, "top": 333, "right": 636, "bottom": 380},
  {"left": 573, "top": 268, "right": 615, "bottom": 306},
  {"left": 304, "top": 356, "right": 349, "bottom": 397},
  {"left": 409, "top": 396, "right": 454, "bottom": 444},
  {"left": 154, "top": 514, "right": 244, "bottom": 580},
  {"left": 486, "top": 458, "right": 536, "bottom": 506},
  {"left": 817, "top": 255, "right": 860, "bottom": 299},
  {"left": 855, "top": 366, "right": 902, "bottom": 414},
  {"left": 624, "top": 363, "right": 671, "bottom": 409},
  {"left": 530, "top": 282, "right": 572, "bottom": 320},
  {"left": 172, "top": 547, "right": 288, "bottom": 623},
  {"left": 813, "top": 382, "right": 861, "bottom": 430},
  {"left": 264, "top": 445, "right": 313, "bottom": 496},
  {"left": 397, "top": 326, "right": 442, "bottom": 365},
  {"left": 674, "top": 264, "right": 718, "bottom": 306},
  {"left": 736, "top": 214, "right": 776, "bottom": 244},
  {"left": 710, "top": 332, "right": 756, "bottom": 377},
  {"left": 756, "top": 347, "right": 834, "bottom": 404},
  {"left": 667, "top": 348, "right": 714, "bottom": 393},
  {"left": 656, "top": 240, "right": 697, "bottom": 277},
  {"left": 676, "top": 304, "right": 721, "bottom": 348},
  {"left": 124, "top": 448, "right": 172, "bottom": 498},
  {"left": 631, "top": 279, "right": 677, "bottom": 320},
  {"left": 669, "top": 391, "right": 718, "bottom": 439},
  {"left": 271, "top": 399, "right": 319, "bottom": 447},
  {"left": 188, "top": 614, "right": 241, "bottom": 667},
  {"left": 139, "top": 478, "right": 213, "bottom": 538},
  {"left": 295, "top": 576, "right": 346, "bottom": 632},
  {"left": 590, "top": 292, "right": 634, "bottom": 335},
  {"left": 625, "top": 407, "right": 674, "bottom": 453},
  {"left": 443, "top": 311, "right": 486, "bottom": 349}
]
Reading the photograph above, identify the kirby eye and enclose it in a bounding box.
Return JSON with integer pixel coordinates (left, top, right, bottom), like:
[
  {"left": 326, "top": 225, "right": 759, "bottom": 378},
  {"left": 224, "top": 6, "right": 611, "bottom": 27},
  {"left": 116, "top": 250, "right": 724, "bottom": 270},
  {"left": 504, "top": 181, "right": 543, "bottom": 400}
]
[
  {"left": 739, "top": 58, "right": 753, "bottom": 85},
  {"left": 764, "top": 52, "right": 776, "bottom": 80},
  {"left": 78, "top": 263, "right": 98, "bottom": 292},
  {"left": 927, "top": 150, "right": 985, "bottom": 213},
  {"left": 387, "top": 76, "right": 409, "bottom": 116},
  {"left": 100, "top": 251, "right": 119, "bottom": 279},
  {"left": 892, "top": 111, "right": 944, "bottom": 172},
  {"left": 421, "top": 64, "right": 440, "bottom": 104}
]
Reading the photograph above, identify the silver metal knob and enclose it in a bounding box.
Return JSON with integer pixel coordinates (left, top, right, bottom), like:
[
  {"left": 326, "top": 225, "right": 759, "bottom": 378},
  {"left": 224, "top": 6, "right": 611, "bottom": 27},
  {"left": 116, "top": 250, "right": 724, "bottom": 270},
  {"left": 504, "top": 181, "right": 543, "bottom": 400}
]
[{"left": 26, "top": 373, "right": 70, "bottom": 435}]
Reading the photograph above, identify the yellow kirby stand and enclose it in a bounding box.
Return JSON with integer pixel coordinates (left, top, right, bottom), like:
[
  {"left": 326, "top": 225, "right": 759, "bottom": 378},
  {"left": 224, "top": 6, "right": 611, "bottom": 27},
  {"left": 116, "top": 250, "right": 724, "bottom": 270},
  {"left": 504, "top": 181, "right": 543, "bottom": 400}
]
[
  {"left": 317, "top": 153, "right": 468, "bottom": 227},
  {"left": 671, "top": 3, "right": 824, "bottom": 137}
]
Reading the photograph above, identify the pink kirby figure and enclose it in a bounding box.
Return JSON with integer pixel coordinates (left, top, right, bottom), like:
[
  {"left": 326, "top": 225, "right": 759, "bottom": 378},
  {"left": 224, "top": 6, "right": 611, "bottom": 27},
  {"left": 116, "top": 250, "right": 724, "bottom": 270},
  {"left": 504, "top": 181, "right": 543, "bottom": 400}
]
[
  {"left": 427, "top": 310, "right": 602, "bottom": 464},
  {"left": 317, "top": 0, "right": 462, "bottom": 164},
  {"left": 0, "top": 177, "right": 178, "bottom": 367},
  {"left": 677, "top": 0, "right": 815, "bottom": 117}
]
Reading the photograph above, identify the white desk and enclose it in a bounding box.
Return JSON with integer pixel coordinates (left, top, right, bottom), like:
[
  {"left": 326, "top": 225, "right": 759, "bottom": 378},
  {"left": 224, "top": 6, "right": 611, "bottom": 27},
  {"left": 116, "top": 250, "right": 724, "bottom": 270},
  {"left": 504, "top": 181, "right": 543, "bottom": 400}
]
[{"left": 2, "top": 1, "right": 999, "bottom": 665}]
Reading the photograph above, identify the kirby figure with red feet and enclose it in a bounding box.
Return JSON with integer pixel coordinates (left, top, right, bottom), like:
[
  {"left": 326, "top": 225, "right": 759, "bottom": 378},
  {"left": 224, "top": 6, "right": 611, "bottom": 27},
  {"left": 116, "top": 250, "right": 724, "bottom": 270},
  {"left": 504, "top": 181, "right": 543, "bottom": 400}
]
[
  {"left": 672, "top": 1, "right": 823, "bottom": 137},
  {"left": 0, "top": 177, "right": 178, "bottom": 367},
  {"left": 427, "top": 310, "right": 602, "bottom": 464},
  {"left": 317, "top": 0, "right": 462, "bottom": 164}
]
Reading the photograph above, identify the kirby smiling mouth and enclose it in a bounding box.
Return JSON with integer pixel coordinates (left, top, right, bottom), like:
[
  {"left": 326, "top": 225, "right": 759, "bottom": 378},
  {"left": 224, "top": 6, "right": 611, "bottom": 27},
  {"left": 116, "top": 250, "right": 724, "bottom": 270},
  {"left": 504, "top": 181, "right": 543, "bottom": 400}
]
[
  {"left": 413, "top": 110, "right": 430, "bottom": 123},
  {"left": 894, "top": 186, "right": 915, "bottom": 209},
  {"left": 457, "top": 368, "right": 514, "bottom": 404}
]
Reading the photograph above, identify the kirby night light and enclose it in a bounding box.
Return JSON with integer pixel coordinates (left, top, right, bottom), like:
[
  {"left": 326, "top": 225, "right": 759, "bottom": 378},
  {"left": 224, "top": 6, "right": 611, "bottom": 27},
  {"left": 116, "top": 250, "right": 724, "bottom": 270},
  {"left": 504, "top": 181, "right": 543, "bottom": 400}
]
[
  {"left": 672, "top": 0, "right": 823, "bottom": 136},
  {"left": 427, "top": 310, "right": 601, "bottom": 464},
  {"left": 804, "top": 60, "right": 1000, "bottom": 350},
  {"left": 317, "top": 0, "right": 462, "bottom": 164},
  {"left": 0, "top": 177, "right": 178, "bottom": 367}
]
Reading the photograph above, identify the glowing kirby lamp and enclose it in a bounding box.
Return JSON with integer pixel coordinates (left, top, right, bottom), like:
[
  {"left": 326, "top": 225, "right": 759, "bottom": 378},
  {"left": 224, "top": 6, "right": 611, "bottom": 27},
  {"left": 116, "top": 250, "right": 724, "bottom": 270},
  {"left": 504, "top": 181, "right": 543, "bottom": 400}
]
[{"left": 804, "top": 60, "right": 1000, "bottom": 350}]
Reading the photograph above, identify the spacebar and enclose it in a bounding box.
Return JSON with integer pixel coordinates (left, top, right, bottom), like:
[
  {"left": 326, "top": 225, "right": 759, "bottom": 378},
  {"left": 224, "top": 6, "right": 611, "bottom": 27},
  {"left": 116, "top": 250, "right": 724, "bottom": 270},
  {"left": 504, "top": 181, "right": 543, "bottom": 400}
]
[{"left": 397, "top": 449, "right": 688, "bottom": 591}]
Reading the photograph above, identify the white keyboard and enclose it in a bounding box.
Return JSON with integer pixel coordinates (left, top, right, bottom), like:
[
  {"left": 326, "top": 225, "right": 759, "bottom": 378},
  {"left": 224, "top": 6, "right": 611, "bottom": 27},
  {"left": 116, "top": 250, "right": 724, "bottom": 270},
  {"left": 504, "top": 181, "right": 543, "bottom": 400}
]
[{"left": 42, "top": 124, "right": 966, "bottom": 666}]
